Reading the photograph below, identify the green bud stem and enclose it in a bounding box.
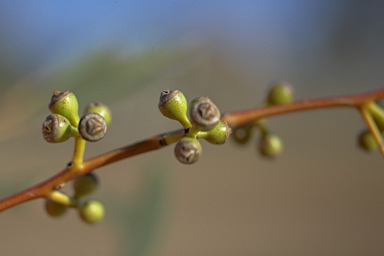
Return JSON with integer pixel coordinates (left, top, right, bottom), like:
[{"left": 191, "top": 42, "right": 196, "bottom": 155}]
[
  {"left": 71, "top": 136, "right": 87, "bottom": 170},
  {"left": 197, "top": 120, "right": 231, "bottom": 145},
  {"left": 162, "top": 129, "right": 185, "bottom": 145},
  {"left": 365, "top": 101, "right": 384, "bottom": 130},
  {"left": 359, "top": 106, "right": 384, "bottom": 155},
  {"left": 187, "top": 126, "right": 200, "bottom": 138},
  {"left": 256, "top": 119, "right": 268, "bottom": 137},
  {"left": 48, "top": 190, "right": 76, "bottom": 207}
]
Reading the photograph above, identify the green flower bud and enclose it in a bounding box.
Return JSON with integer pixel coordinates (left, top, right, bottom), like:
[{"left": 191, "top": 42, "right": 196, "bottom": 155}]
[
  {"left": 78, "top": 113, "right": 107, "bottom": 142},
  {"left": 45, "top": 199, "right": 68, "bottom": 217},
  {"left": 174, "top": 137, "right": 202, "bottom": 164},
  {"left": 49, "top": 91, "right": 80, "bottom": 126},
  {"left": 158, "top": 90, "right": 191, "bottom": 129},
  {"left": 73, "top": 173, "right": 99, "bottom": 198},
  {"left": 85, "top": 102, "right": 112, "bottom": 126},
  {"left": 258, "top": 133, "right": 283, "bottom": 157},
  {"left": 266, "top": 81, "right": 293, "bottom": 105},
  {"left": 42, "top": 114, "right": 78, "bottom": 143},
  {"left": 78, "top": 200, "right": 105, "bottom": 224},
  {"left": 189, "top": 97, "right": 220, "bottom": 131},
  {"left": 198, "top": 120, "right": 231, "bottom": 145},
  {"left": 358, "top": 130, "right": 378, "bottom": 152}
]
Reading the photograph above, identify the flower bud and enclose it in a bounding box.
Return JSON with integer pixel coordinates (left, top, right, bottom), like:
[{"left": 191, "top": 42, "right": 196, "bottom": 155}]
[
  {"left": 42, "top": 114, "right": 78, "bottom": 143},
  {"left": 73, "top": 172, "right": 99, "bottom": 198},
  {"left": 78, "top": 200, "right": 105, "bottom": 224},
  {"left": 158, "top": 90, "right": 191, "bottom": 129},
  {"left": 198, "top": 120, "right": 231, "bottom": 145},
  {"left": 189, "top": 97, "right": 220, "bottom": 131},
  {"left": 49, "top": 91, "right": 80, "bottom": 126},
  {"left": 174, "top": 137, "right": 202, "bottom": 164},
  {"left": 78, "top": 113, "right": 107, "bottom": 142},
  {"left": 45, "top": 199, "right": 68, "bottom": 217},
  {"left": 266, "top": 81, "right": 293, "bottom": 105},
  {"left": 358, "top": 130, "right": 378, "bottom": 152},
  {"left": 85, "top": 102, "right": 112, "bottom": 126},
  {"left": 258, "top": 133, "right": 283, "bottom": 157}
]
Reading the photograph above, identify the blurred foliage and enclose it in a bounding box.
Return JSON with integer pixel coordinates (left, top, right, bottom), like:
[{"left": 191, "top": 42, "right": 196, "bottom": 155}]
[
  {"left": 108, "top": 163, "right": 171, "bottom": 256},
  {"left": 49, "top": 47, "right": 195, "bottom": 104},
  {"left": 0, "top": 45, "right": 198, "bottom": 143}
]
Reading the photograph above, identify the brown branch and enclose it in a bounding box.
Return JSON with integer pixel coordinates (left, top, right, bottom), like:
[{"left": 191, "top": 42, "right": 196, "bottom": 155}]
[
  {"left": 1, "top": 88, "right": 383, "bottom": 212},
  {"left": 222, "top": 88, "right": 384, "bottom": 126}
]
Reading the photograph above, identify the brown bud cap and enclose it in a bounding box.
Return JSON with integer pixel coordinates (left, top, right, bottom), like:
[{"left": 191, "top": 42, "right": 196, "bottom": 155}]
[
  {"left": 174, "top": 137, "right": 202, "bottom": 164},
  {"left": 42, "top": 114, "right": 78, "bottom": 143},
  {"left": 85, "top": 102, "right": 112, "bottom": 126},
  {"left": 189, "top": 97, "right": 220, "bottom": 131},
  {"left": 78, "top": 113, "right": 107, "bottom": 142}
]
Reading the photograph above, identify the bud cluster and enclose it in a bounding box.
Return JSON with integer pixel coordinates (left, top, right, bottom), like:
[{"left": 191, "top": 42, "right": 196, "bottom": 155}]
[
  {"left": 42, "top": 91, "right": 112, "bottom": 143},
  {"left": 230, "top": 80, "right": 293, "bottom": 158},
  {"left": 44, "top": 172, "right": 104, "bottom": 224},
  {"left": 41, "top": 91, "right": 110, "bottom": 224},
  {"left": 158, "top": 90, "right": 231, "bottom": 164},
  {"left": 357, "top": 101, "right": 384, "bottom": 153},
  {"left": 233, "top": 122, "right": 283, "bottom": 158}
]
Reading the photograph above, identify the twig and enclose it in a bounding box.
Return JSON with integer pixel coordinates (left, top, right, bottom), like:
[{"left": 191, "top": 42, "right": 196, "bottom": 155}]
[{"left": 1, "top": 88, "right": 383, "bottom": 212}]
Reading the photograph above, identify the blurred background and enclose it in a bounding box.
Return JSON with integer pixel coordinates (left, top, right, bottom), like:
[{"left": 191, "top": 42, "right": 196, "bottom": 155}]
[{"left": 1, "top": 1, "right": 384, "bottom": 255}]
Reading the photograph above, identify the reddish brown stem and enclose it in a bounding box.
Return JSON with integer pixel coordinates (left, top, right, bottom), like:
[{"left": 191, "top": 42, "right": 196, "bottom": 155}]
[
  {"left": 1, "top": 88, "right": 383, "bottom": 212},
  {"left": 222, "top": 88, "right": 384, "bottom": 126}
]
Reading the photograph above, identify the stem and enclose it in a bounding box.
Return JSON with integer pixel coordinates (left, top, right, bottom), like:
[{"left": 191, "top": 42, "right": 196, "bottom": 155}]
[
  {"left": 72, "top": 136, "right": 86, "bottom": 169},
  {"left": 0, "top": 88, "right": 384, "bottom": 212},
  {"left": 360, "top": 106, "right": 384, "bottom": 157},
  {"left": 366, "top": 101, "right": 384, "bottom": 129},
  {"left": 222, "top": 88, "right": 384, "bottom": 126},
  {"left": 48, "top": 190, "right": 76, "bottom": 206}
]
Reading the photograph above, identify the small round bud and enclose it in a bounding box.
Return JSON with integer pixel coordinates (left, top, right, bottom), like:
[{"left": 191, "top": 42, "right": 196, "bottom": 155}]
[
  {"left": 266, "top": 81, "right": 293, "bottom": 105},
  {"left": 45, "top": 199, "right": 68, "bottom": 217},
  {"left": 42, "top": 114, "right": 78, "bottom": 143},
  {"left": 232, "top": 124, "right": 253, "bottom": 145},
  {"left": 85, "top": 102, "right": 112, "bottom": 126},
  {"left": 189, "top": 97, "right": 220, "bottom": 131},
  {"left": 49, "top": 91, "right": 80, "bottom": 126},
  {"left": 78, "top": 113, "right": 107, "bottom": 142},
  {"left": 198, "top": 120, "right": 231, "bottom": 145},
  {"left": 174, "top": 137, "right": 202, "bottom": 164},
  {"left": 78, "top": 200, "right": 105, "bottom": 224},
  {"left": 358, "top": 130, "right": 378, "bottom": 152},
  {"left": 73, "top": 173, "right": 99, "bottom": 198},
  {"left": 258, "top": 133, "right": 283, "bottom": 157},
  {"left": 158, "top": 90, "right": 191, "bottom": 129}
]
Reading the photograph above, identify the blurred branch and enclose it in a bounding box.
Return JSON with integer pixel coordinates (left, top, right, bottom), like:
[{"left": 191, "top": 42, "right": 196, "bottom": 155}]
[{"left": 1, "top": 87, "right": 383, "bottom": 212}]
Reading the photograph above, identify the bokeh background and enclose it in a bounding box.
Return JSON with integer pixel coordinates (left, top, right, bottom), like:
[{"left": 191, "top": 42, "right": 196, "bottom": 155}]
[{"left": 1, "top": 1, "right": 384, "bottom": 255}]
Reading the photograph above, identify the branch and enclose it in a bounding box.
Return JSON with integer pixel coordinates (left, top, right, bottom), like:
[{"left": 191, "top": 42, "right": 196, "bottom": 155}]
[{"left": 1, "top": 88, "right": 383, "bottom": 212}]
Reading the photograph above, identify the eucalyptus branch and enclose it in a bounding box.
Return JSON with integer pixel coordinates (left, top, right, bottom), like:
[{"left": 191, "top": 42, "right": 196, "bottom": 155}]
[{"left": 1, "top": 87, "right": 383, "bottom": 221}]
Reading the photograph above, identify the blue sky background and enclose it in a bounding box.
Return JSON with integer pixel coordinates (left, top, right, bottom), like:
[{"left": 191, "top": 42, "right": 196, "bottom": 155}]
[{"left": 2, "top": 1, "right": 382, "bottom": 71}]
